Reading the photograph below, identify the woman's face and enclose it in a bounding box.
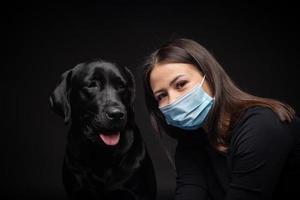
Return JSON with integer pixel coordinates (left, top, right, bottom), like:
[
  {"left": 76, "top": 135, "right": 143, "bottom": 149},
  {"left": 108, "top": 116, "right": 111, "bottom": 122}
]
[{"left": 150, "top": 63, "right": 213, "bottom": 107}]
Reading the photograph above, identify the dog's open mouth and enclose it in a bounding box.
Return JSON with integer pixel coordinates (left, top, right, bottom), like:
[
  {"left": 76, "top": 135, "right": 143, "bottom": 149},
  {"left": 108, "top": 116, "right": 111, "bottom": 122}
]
[{"left": 99, "top": 132, "right": 120, "bottom": 146}]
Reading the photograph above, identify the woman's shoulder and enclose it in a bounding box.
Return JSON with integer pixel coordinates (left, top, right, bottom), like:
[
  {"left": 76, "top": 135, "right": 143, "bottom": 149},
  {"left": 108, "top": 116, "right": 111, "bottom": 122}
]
[
  {"left": 230, "top": 106, "right": 299, "bottom": 148},
  {"left": 232, "top": 105, "right": 298, "bottom": 130},
  {"left": 239, "top": 106, "right": 280, "bottom": 122}
]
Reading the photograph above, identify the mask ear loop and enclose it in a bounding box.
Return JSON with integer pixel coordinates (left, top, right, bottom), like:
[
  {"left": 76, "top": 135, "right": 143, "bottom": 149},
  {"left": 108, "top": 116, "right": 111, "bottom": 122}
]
[
  {"left": 200, "top": 75, "right": 206, "bottom": 87},
  {"left": 200, "top": 75, "right": 215, "bottom": 100}
]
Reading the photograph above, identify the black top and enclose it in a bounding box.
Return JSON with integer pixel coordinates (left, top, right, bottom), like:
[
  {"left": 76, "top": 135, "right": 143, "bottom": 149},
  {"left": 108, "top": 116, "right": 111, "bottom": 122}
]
[{"left": 174, "top": 106, "right": 300, "bottom": 200}]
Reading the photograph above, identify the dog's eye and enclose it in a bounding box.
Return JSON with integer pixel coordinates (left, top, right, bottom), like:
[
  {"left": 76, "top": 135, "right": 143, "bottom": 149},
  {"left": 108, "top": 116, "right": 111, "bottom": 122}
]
[
  {"left": 117, "top": 83, "right": 125, "bottom": 90},
  {"left": 87, "top": 81, "right": 98, "bottom": 88}
]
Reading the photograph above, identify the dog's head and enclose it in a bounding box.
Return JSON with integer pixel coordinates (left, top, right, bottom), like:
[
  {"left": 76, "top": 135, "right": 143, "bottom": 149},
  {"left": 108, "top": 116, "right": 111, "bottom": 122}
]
[{"left": 49, "top": 60, "right": 136, "bottom": 148}]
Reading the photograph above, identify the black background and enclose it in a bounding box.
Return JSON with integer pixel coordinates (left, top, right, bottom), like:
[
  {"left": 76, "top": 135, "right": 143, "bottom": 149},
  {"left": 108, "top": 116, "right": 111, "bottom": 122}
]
[{"left": 1, "top": 1, "right": 299, "bottom": 199}]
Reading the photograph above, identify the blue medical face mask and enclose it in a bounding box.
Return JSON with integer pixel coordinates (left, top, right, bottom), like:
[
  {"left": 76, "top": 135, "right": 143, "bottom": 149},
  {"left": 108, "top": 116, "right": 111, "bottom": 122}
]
[{"left": 159, "top": 75, "right": 214, "bottom": 130}]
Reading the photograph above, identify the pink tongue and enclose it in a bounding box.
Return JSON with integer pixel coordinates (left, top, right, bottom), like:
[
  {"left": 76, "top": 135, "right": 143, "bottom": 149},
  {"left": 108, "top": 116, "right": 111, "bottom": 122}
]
[{"left": 99, "top": 132, "right": 120, "bottom": 146}]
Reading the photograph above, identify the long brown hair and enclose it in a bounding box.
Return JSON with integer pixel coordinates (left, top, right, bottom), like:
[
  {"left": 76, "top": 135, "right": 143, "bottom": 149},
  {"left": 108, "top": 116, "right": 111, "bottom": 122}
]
[{"left": 142, "top": 38, "right": 295, "bottom": 153}]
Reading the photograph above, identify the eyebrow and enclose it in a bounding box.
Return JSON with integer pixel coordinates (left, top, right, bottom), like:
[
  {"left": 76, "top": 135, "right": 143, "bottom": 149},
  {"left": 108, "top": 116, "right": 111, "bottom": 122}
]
[{"left": 153, "top": 74, "right": 185, "bottom": 95}]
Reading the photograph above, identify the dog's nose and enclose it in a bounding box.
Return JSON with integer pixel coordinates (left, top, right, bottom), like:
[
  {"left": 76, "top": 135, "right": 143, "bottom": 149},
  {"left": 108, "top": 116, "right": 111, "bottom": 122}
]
[{"left": 106, "top": 108, "right": 125, "bottom": 120}]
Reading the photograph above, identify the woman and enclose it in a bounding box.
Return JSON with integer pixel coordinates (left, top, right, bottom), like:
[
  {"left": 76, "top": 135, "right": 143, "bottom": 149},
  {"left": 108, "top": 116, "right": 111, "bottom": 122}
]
[{"left": 142, "top": 38, "right": 300, "bottom": 200}]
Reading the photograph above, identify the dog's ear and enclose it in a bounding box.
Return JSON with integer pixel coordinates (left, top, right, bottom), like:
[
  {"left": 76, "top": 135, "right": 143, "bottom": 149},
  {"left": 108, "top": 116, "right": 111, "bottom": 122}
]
[
  {"left": 124, "top": 67, "right": 136, "bottom": 107},
  {"left": 49, "top": 69, "right": 73, "bottom": 124}
]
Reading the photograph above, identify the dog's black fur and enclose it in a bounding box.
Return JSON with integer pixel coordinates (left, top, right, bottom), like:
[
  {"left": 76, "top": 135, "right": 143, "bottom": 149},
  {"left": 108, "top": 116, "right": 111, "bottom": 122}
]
[{"left": 49, "top": 60, "right": 156, "bottom": 200}]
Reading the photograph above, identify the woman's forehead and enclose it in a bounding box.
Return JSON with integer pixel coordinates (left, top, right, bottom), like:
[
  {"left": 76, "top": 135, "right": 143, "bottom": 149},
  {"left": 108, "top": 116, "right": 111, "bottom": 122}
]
[{"left": 150, "top": 63, "right": 200, "bottom": 90}]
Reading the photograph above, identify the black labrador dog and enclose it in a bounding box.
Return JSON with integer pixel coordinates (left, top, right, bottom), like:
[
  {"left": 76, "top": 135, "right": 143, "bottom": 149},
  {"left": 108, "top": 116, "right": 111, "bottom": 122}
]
[{"left": 49, "top": 60, "right": 156, "bottom": 200}]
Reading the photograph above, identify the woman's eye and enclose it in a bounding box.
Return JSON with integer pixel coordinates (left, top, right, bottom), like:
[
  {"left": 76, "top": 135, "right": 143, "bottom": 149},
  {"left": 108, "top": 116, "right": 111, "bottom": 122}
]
[
  {"left": 156, "top": 93, "right": 166, "bottom": 102},
  {"left": 176, "top": 81, "right": 187, "bottom": 89}
]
